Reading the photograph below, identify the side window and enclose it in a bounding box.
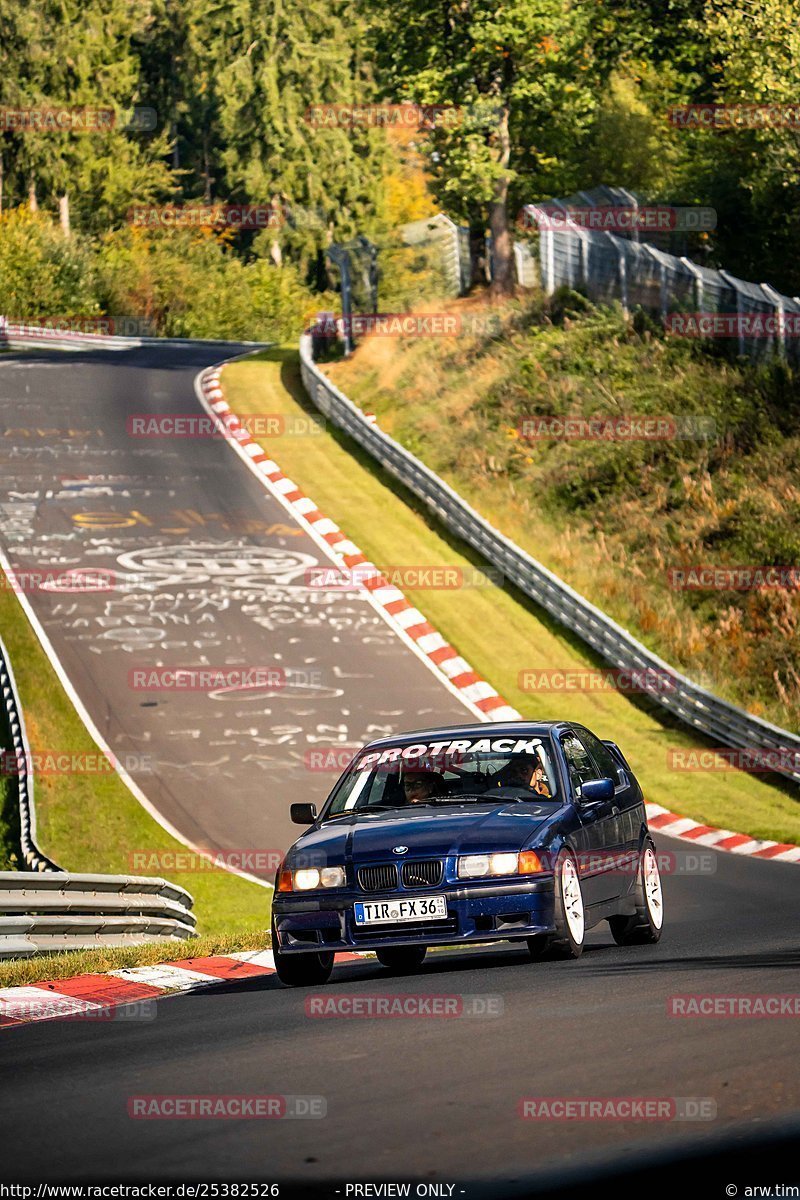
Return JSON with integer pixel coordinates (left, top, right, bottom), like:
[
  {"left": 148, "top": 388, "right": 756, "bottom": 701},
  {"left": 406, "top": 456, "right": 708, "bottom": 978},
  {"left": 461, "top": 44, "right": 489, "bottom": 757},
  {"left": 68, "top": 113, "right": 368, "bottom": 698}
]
[
  {"left": 575, "top": 726, "right": 623, "bottom": 785},
  {"left": 560, "top": 733, "right": 600, "bottom": 796}
]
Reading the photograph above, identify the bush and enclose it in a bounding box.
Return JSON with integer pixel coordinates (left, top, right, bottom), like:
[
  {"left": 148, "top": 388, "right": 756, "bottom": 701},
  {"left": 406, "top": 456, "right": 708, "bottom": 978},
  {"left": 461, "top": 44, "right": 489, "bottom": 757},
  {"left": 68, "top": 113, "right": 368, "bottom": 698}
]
[
  {"left": 0, "top": 208, "right": 100, "bottom": 320},
  {"left": 96, "top": 227, "right": 319, "bottom": 342}
]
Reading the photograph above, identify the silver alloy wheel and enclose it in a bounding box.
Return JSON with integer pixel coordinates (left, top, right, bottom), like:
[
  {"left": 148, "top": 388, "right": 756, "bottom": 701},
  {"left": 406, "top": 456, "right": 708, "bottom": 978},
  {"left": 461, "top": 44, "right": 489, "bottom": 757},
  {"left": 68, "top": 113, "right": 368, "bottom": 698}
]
[
  {"left": 642, "top": 846, "right": 664, "bottom": 929},
  {"left": 561, "top": 855, "right": 585, "bottom": 943}
]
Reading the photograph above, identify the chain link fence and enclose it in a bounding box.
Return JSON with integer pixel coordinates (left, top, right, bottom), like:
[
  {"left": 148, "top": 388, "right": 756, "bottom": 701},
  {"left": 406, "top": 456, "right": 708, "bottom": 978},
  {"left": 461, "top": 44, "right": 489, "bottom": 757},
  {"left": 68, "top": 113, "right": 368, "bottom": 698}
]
[
  {"left": 400, "top": 214, "right": 472, "bottom": 295},
  {"left": 520, "top": 186, "right": 800, "bottom": 367}
]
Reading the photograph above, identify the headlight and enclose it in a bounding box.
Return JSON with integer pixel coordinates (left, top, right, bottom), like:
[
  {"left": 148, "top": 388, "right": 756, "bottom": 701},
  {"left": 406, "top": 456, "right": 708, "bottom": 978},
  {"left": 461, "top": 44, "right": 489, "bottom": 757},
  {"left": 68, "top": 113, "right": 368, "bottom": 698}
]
[
  {"left": 458, "top": 851, "right": 544, "bottom": 879},
  {"left": 279, "top": 865, "right": 346, "bottom": 892},
  {"left": 294, "top": 868, "right": 321, "bottom": 890}
]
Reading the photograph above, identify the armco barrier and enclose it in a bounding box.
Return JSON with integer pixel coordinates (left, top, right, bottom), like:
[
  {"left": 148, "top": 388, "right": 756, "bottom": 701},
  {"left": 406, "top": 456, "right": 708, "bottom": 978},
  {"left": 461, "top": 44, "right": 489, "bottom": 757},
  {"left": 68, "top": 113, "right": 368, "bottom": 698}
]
[
  {"left": 0, "top": 873, "right": 196, "bottom": 958},
  {"left": 299, "top": 333, "right": 800, "bottom": 786},
  {"left": 0, "top": 318, "right": 268, "bottom": 354},
  {"left": 0, "top": 636, "right": 197, "bottom": 956},
  {"left": 0, "top": 635, "right": 60, "bottom": 872},
  {"left": 0, "top": 318, "right": 140, "bottom": 352}
]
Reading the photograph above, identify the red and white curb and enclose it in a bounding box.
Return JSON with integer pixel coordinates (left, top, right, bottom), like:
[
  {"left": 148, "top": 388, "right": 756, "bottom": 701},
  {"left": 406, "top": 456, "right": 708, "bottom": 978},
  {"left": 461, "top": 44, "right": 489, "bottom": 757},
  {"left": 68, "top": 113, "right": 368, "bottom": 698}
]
[
  {"left": 644, "top": 803, "right": 800, "bottom": 862},
  {"left": 196, "top": 366, "right": 518, "bottom": 724},
  {"left": 0, "top": 950, "right": 372, "bottom": 1030},
  {"left": 196, "top": 362, "right": 800, "bottom": 869}
]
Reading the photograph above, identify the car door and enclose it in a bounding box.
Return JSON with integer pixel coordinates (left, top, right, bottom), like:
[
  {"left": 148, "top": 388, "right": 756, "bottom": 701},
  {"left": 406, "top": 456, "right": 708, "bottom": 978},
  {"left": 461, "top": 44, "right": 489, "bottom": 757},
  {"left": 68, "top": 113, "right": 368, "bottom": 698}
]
[
  {"left": 575, "top": 724, "right": 643, "bottom": 886},
  {"left": 559, "top": 729, "right": 617, "bottom": 905}
]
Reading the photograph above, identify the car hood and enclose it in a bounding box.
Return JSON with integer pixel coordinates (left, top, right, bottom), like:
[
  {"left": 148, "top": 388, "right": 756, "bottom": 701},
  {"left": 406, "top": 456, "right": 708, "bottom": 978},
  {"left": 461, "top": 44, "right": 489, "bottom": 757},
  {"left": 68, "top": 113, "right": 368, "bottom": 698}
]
[{"left": 287, "top": 801, "right": 562, "bottom": 866}]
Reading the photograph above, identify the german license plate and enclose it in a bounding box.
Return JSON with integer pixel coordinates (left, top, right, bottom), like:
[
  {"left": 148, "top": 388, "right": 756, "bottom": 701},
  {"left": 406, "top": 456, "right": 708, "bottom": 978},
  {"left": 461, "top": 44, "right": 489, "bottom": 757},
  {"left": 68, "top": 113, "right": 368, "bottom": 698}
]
[{"left": 354, "top": 895, "right": 448, "bottom": 925}]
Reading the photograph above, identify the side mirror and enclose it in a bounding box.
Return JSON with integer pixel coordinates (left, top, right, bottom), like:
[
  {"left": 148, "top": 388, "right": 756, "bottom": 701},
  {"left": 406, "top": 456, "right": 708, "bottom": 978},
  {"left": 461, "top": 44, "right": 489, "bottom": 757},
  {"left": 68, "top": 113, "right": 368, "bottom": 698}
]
[
  {"left": 579, "top": 777, "right": 615, "bottom": 804},
  {"left": 290, "top": 802, "right": 317, "bottom": 825}
]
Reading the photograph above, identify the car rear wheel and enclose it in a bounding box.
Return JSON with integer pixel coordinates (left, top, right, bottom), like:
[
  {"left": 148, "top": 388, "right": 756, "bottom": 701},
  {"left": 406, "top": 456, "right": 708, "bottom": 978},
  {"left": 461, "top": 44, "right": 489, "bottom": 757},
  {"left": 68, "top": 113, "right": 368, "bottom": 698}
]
[
  {"left": 375, "top": 946, "right": 427, "bottom": 973},
  {"left": 548, "top": 849, "right": 585, "bottom": 959},
  {"left": 609, "top": 840, "right": 664, "bottom": 945}
]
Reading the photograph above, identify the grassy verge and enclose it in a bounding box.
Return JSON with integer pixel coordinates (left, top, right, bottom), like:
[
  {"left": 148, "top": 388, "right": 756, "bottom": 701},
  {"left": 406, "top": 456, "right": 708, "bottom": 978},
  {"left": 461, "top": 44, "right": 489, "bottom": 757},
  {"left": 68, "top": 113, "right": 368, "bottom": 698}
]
[
  {"left": 0, "top": 689, "right": 21, "bottom": 869},
  {"left": 223, "top": 347, "right": 800, "bottom": 846},
  {"left": 0, "top": 581, "right": 271, "bottom": 938},
  {"left": 0, "top": 926, "right": 270, "bottom": 989},
  {"left": 323, "top": 293, "right": 800, "bottom": 734}
]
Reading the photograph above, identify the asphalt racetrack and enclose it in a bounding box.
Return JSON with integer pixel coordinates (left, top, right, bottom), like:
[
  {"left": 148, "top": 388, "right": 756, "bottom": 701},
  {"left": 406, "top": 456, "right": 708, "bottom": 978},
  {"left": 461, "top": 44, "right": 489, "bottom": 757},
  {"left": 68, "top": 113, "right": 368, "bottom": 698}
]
[
  {"left": 1, "top": 842, "right": 799, "bottom": 1190},
  {"left": 0, "top": 343, "right": 470, "bottom": 868},
  {"left": 1, "top": 344, "right": 798, "bottom": 1193}
]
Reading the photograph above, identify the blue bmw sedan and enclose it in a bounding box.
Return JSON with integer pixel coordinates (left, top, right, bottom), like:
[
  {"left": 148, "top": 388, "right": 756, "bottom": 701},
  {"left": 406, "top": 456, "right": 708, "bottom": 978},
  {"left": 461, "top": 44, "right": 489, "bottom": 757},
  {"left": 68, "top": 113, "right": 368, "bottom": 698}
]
[{"left": 271, "top": 721, "right": 664, "bottom": 985}]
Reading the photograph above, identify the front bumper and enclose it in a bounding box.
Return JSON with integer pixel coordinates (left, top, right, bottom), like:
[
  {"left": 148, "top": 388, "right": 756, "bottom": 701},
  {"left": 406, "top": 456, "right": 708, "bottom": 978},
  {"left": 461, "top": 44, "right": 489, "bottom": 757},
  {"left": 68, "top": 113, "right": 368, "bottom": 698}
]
[{"left": 272, "top": 877, "right": 556, "bottom": 954}]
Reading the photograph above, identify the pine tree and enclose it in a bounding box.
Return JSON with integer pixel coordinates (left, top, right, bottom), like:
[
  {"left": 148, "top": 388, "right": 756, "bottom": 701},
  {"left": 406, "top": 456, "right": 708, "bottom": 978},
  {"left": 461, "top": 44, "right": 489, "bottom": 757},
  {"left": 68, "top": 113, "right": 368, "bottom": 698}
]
[{"left": 0, "top": 0, "right": 172, "bottom": 231}]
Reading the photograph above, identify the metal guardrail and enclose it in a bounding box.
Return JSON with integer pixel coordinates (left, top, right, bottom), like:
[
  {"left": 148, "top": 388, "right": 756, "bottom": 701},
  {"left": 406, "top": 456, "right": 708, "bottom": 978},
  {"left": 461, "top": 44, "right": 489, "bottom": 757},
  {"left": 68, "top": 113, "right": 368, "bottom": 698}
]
[
  {"left": 1, "top": 614, "right": 197, "bottom": 956},
  {"left": 0, "top": 635, "right": 60, "bottom": 872},
  {"left": 0, "top": 319, "right": 269, "bottom": 354},
  {"left": 0, "top": 319, "right": 141, "bottom": 352},
  {"left": 0, "top": 873, "right": 196, "bottom": 958},
  {"left": 299, "top": 334, "right": 800, "bottom": 786},
  {"left": 0, "top": 636, "right": 197, "bottom": 956}
]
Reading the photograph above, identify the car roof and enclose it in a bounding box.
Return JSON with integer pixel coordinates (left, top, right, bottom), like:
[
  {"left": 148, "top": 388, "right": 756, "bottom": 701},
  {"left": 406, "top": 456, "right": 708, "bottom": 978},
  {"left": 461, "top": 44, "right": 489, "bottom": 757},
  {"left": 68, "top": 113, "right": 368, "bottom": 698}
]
[{"left": 363, "top": 721, "right": 569, "bottom": 750}]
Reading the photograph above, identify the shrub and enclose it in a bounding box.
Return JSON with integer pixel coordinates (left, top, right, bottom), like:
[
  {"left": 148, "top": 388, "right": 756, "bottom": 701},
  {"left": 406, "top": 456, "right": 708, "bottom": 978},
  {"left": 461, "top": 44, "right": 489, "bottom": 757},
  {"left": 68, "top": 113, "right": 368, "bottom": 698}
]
[{"left": 0, "top": 208, "right": 100, "bottom": 320}]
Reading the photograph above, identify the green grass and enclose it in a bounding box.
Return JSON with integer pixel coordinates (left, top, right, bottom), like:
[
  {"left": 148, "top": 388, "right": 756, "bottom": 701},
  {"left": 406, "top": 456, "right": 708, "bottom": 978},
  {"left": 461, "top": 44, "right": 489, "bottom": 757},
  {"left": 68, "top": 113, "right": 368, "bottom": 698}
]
[
  {"left": 0, "top": 581, "right": 271, "bottom": 937},
  {"left": 222, "top": 347, "right": 800, "bottom": 846},
  {"left": 326, "top": 292, "right": 800, "bottom": 735},
  {"left": 0, "top": 695, "right": 21, "bottom": 869},
  {"left": 0, "top": 926, "right": 271, "bottom": 989}
]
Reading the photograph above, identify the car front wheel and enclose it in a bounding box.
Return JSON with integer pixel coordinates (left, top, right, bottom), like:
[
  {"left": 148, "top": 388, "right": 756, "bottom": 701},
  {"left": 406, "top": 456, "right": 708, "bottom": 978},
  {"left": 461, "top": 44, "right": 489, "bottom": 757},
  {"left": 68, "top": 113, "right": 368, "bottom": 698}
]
[
  {"left": 609, "top": 839, "right": 664, "bottom": 945},
  {"left": 273, "top": 949, "right": 334, "bottom": 987},
  {"left": 548, "top": 849, "right": 585, "bottom": 959},
  {"left": 272, "top": 923, "right": 335, "bottom": 987}
]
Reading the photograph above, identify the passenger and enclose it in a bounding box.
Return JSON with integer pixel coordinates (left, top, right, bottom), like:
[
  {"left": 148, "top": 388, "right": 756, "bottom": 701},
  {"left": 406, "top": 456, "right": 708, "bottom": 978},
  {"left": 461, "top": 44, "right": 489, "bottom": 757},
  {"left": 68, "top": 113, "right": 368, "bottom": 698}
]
[
  {"left": 495, "top": 753, "right": 552, "bottom": 797},
  {"left": 531, "top": 757, "right": 552, "bottom": 798}
]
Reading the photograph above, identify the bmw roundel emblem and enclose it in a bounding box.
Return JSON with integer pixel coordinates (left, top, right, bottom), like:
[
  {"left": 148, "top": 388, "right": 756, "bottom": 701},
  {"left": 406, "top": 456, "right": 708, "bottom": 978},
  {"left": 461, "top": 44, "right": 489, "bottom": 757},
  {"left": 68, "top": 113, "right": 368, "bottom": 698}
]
[{"left": 393, "top": 845, "right": 409, "bottom": 855}]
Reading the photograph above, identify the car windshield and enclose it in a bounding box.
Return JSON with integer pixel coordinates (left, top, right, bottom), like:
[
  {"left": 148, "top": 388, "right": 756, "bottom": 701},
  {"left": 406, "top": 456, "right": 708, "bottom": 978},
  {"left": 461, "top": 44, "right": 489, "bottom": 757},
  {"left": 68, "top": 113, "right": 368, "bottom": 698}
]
[{"left": 323, "top": 733, "right": 559, "bottom": 817}]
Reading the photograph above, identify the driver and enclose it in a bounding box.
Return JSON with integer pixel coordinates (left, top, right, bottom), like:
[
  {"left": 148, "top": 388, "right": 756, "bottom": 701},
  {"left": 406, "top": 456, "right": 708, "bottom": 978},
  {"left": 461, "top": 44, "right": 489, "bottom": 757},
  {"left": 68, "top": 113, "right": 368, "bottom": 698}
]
[
  {"left": 402, "top": 769, "right": 445, "bottom": 805},
  {"left": 495, "top": 752, "right": 552, "bottom": 797}
]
